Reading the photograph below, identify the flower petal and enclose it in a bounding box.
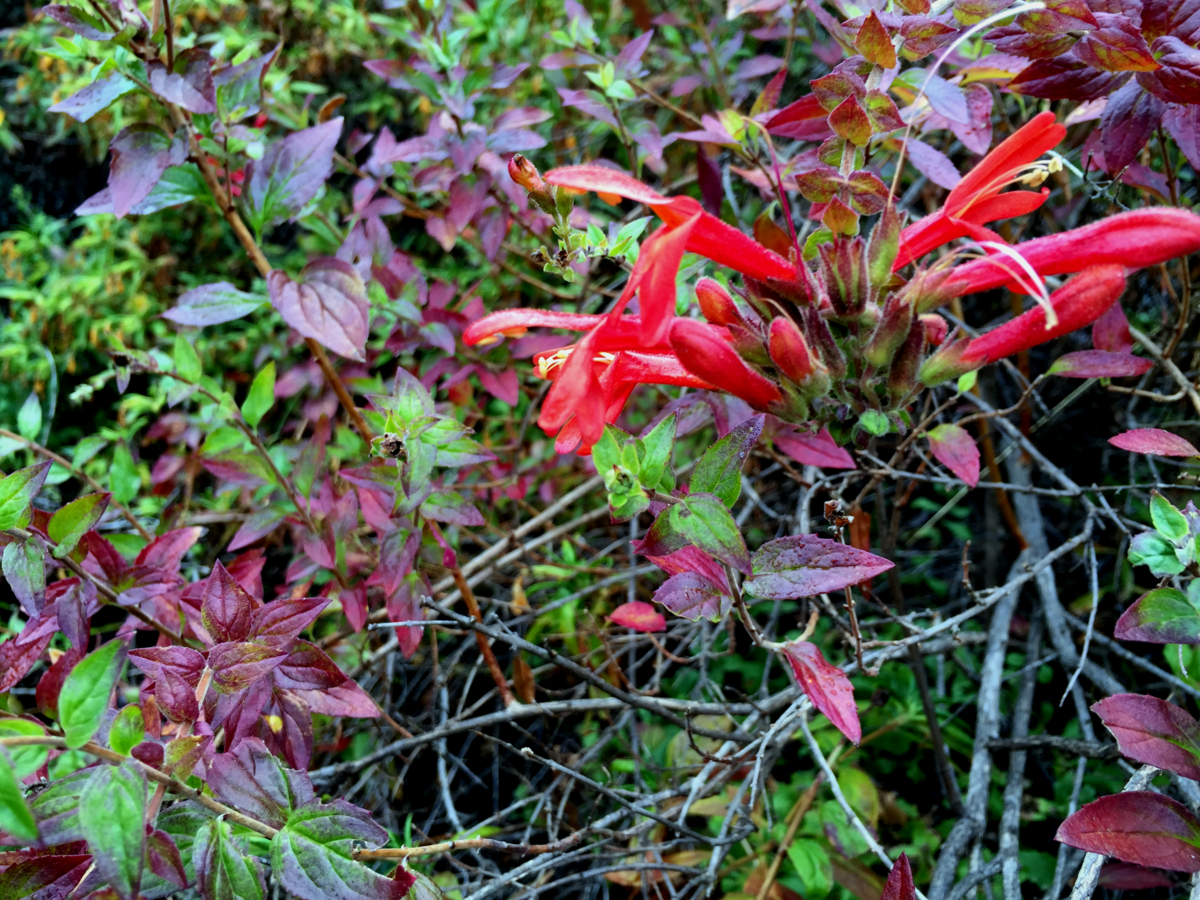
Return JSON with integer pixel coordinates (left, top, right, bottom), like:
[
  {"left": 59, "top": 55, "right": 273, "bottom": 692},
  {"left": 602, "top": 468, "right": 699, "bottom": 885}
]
[{"left": 669, "top": 318, "right": 783, "bottom": 409}]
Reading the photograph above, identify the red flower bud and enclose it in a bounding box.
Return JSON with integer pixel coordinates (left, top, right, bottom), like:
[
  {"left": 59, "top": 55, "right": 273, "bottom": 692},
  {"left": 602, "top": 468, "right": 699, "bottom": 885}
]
[
  {"left": 669, "top": 318, "right": 783, "bottom": 410},
  {"left": 961, "top": 264, "right": 1127, "bottom": 366},
  {"left": 508, "top": 154, "right": 547, "bottom": 194},
  {"left": 768, "top": 317, "right": 819, "bottom": 384},
  {"left": 920, "top": 313, "right": 949, "bottom": 346},
  {"left": 695, "top": 277, "right": 743, "bottom": 326}
]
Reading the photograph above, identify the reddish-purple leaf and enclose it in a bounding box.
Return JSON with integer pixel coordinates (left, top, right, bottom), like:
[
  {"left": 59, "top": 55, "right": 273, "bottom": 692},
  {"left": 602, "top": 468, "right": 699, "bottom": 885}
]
[
  {"left": 1098, "top": 862, "right": 1176, "bottom": 890},
  {"left": 146, "top": 829, "right": 187, "bottom": 888},
  {"left": 782, "top": 640, "right": 861, "bottom": 744},
  {"left": 206, "top": 738, "right": 315, "bottom": 829},
  {"left": 251, "top": 597, "right": 330, "bottom": 650},
  {"left": 1165, "top": 104, "right": 1200, "bottom": 171},
  {"left": 48, "top": 72, "right": 136, "bottom": 121},
  {"left": 1009, "top": 58, "right": 1126, "bottom": 100},
  {"left": 136, "top": 526, "right": 203, "bottom": 571},
  {"left": 928, "top": 423, "right": 981, "bottom": 487},
  {"left": 949, "top": 83, "right": 994, "bottom": 155},
  {"left": 108, "top": 124, "right": 185, "bottom": 219},
  {"left": 609, "top": 601, "right": 666, "bottom": 633},
  {"left": 1093, "top": 693, "right": 1200, "bottom": 780},
  {"left": 163, "top": 282, "right": 266, "bottom": 327},
  {"left": 880, "top": 853, "right": 915, "bottom": 900},
  {"left": 420, "top": 490, "right": 484, "bottom": 526},
  {"left": 0, "top": 854, "right": 92, "bottom": 900},
  {"left": 56, "top": 577, "right": 92, "bottom": 652},
  {"left": 301, "top": 679, "right": 380, "bottom": 718},
  {"left": 128, "top": 646, "right": 206, "bottom": 687},
  {"left": 745, "top": 535, "right": 895, "bottom": 600},
  {"left": 212, "top": 676, "right": 273, "bottom": 751},
  {"left": 148, "top": 48, "right": 215, "bottom": 114},
  {"left": 202, "top": 561, "right": 258, "bottom": 644},
  {"left": 268, "top": 258, "right": 369, "bottom": 361},
  {"left": 40, "top": 4, "right": 116, "bottom": 39},
  {"left": 3, "top": 536, "right": 47, "bottom": 617},
  {"left": 0, "top": 605, "right": 58, "bottom": 692},
  {"left": 1049, "top": 350, "right": 1154, "bottom": 378},
  {"left": 477, "top": 368, "right": 520, "bottom": 406},
  {"left": 1100, "top": 81, "right": 1164, "bottom": 173},
  {"left": 154, "top": 669, "right": 201, "bottom": 723},
  {"left": 273, "top": 641, "right": 346, "bottom": 690},
  {"left": 1056, "top": 792, "right": 1200, "bottom": 872},
  {"left": 653, "top": 572, "right": 732, "bottom": 623},
  {"left": 1114, "top": 588, "right": 1200, "bottom": 644},
  {"left": 227, "top": 506, "right": 287, "bottom": 551},
  {"left": 773, "top": 427, "right": 857, "bottom": 469},
  {"left": 245, "top": 118, "right": 343, "bottom": 226},
  {"left": 637, "top": 543, "right": 730, "bottom": 592},
  {"left": 1109, "top": 428, "right": 1199, "bottom": 457},
  {"left": 208, "top": 641, "right": 288, "bottom": 693},
  {"left": 1093, "top": 301, "right": 1134, "bottom": 353}
]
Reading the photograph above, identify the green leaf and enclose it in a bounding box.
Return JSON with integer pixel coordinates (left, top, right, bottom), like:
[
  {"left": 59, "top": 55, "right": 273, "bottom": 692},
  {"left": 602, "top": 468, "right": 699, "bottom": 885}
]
[
  {"left": 674, "top": 494, "right": 751, "bottom": 574},
  {"left": 174, "top": 332, "right": 202, "bottom": 383},
  {"left": 1129, "top": 532, "right": 1187, "bottom": 577},
  {"left": 1152, "top": 491, "right": 1190, "bottom": 542},
  {"left": 48, "top": 492, "right": 111, "bottom": 558},
  {"left": 109, "top": 705, "right": 145, "bottom": 756},
  {"left": 956, "top": 370, "right": 978, "bottom": 394},
  {"left": 17, "top": 391, "right": 42, "bottom": 441},
  {"left": 79, "top": 762, "right": 147, "bottom": 900},
  {"left": 242, "top": 361, "right": 276, "bottom": 429},
  {"left": 0, "top": 461, "right": 52, "bottom": 530},
  {"left": 195, "top": 817, "right": 266, "bottom": 900},
  {"left": 0, "top": 719, "right": 48, "bottom": 778},
  {"left": 787, "top": 838, "right": 833, "bottom": 900},
  {"left": 59, "top": 639, "right": 126, "bottom": 749},
  {"left": 690, "top": 415, "right": 764, "bottom": 508},
  {"left": 858, "top": 409, "right": 890, "bottom": 436},
  {"left": 0, "top": 748, "right": 38, "bottom": 843},
  {"left": 592, "top": 424, "right": 627, "bottom": 474},
  {"left": 638, "top": 413, "right": 676, "bottom": 490},
  {"left": 110, "top": 443, "right": 140, "bottom": 505}
]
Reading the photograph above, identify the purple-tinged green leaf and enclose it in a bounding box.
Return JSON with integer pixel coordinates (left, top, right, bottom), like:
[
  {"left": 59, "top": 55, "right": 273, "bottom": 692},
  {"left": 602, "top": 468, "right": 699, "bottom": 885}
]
[
  {"left": 109, "top": 704, "right": 145, "bottom": 756},
  {"left": 1093, "top": 693, "right": 1200, "bottom": 780},
  {"left": 3, "top": 536, "right": 47, "bottom": 617},
  {"left": 209, "top": 641, "right": 288, "bottom": 693},
  {"left": 59, "top": 637, "right": 126, "bottom": 748},
  {"left": 147, "top": 828, "right": 188, "bottom": 888},
  {"left": 0, "top": 747, "right": 37, "bottom": 843},
  {"left": 48, "top": 492, "right": 110, "bottom": 558},
  {"left": 48, "top": 72, "right": 135, "bottom": 121},
  {"left": 270, "top": 799, "right": 416, "bottom": 900},
  {"left": 1056, "top": 792, "right": 1200, "bottom": 872},
  {"left": 745, "top": 535, "right": 895, "bottom": 600},
  {"left": 163, "top": 282, "right": 266, "bottom": 327},
  {"left": 653, "top": 572, "right": 732, "bottom": 623},
  {"left": 30, "top": 768, "right": 92, "bottom": 844},
  {"left": 643, "top": 494, "right": 752, "bottom": 574},
  {"left": 206, "top": 738, "right": 315, "bottom": 829},
  {"left": 164, "top": 734, "right": 211, "bottom": 778},
  {"left": 420, "top": 490, "right": 484, "bottom": 526},
  {"left": 202, "top": 561, "right": 258, "bottom": 644},
  {"left": 79, "top": 762, "right": 147, "bottom": 900},
  {"left": 40, "top": 4, "right": 118, "bottom": 39},
  {"left": 1114, "top": 588, "right": 1200, "bottom": 643},
  {"left": 268, "top": 258, "right": 369, "bottom": 361},
  {"left": 0, "top": 854, "right": 90, "bottom": 900},
  {"left": 0, "top": 460, "right": 52, "bottom": 529},
  {"left": 928, "top": 423, "right": 980, "bottom": 488},
  {"left": 245, "top": 118, "right": 343, "bottom": 227},
  {"left": 782, "top": 640, "right": 861, "bottom": 744},
  {"left": 1049, "top": 350, "right": 1155, "bottom": 378},
  {"left": 108, "top": 124, "right": 186, "bottom": 219},
  {"left": 214, "top": 45, "right": 280, "bottom": 121},
  {"left": 690, "top": 414, "right": 764, "bottom": 507},
  {"left": 77, "top": 163, "right": 208, "bottom": 217},
  {"left": 148, "top": 48, "right": 215, "bottom": 113},
  {"left": 195, "top": 816, "right": 266, "bottom": 900}
]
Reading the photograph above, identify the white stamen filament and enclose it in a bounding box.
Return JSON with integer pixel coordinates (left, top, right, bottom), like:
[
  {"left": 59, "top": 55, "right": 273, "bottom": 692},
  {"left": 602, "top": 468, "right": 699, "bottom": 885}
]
[{"left": 961, "top": 240, "right": 1057, "bottom": 329}]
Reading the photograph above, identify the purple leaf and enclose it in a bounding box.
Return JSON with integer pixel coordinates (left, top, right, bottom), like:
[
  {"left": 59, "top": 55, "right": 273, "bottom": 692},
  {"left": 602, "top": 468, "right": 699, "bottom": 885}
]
[
  {"left": 773, "top": 427, "right": 856, "bottom": 469},
  {"left": 918, "top": 72, "right": 970, "bottom": 123},
  {"left": 273, "top": 641, "right": 346, "bottom": 690},
  {"left": 949, "top": 83, "right": 993, "bottom": 154},
  {"left": 108, "top": 124, "right": 185, "bottom": 219},
  {"left": 733, "top": 55, "right": 786, "bottom": 80},
  {"left": 227, "top": 505, "right": 287, "bottom": 550},
  {"left": 268, "top": 258, "right": 369, "bottom": 361},
  {"left": 782, "top": 640, "right": 861, "bottom": 743},
  {"left": 486, "top": 129, "right": 547, "bottom": 153},
  {"left": 614, "top": 29, "right": 654, "bottom": 77},
  {"left": 208, "top": 641, "right": 289, "bottom": 693},
  {"left": 1114, "top": 588, "right": 1200, "bottom": 643},
  {"left": 146, "top": 829, "right": 187, "bottom": 888},
  {"left": 653, "top": 572, "right": 732, "bottom": 623},
  {"left": 557, "top": 88, "right": 620, "bottom": 128},
  {"left": 745, "top": 535, "right": 895, "bottom": 599},
  {"left": 905, "top": 137, "right": 962, "bottom": 190},
  {"left": 211, "top": 676, "right": 273, "bottom": 751},
  {"left": 301, "top": 679, "right": 380, "bottom": 718},
  {"left": 201, "top": 561, "right": 258, "bottom": 645},
  {"left": 155, "top": 669, "right": 201, "bottom": 723},
  {"left": 48, "top": 72, "right": 136, "bottom": 121},
  {"left": 609, "top": 601, "right": 666, "bottom": 632},
  {"left": 3, "top": 536, "right": 47, "bottom": 617},
  {"left": 494, "top": 107, "right": 553, "bottom": 130},
  {"left": 1056, "top": 792, "right": 1200, "bottom": 872},
  {"left": 251, "top": 597, "right": 330, "bottom": 650},
  {"left": 272, "top": 799, "right": 415, "bottom": 900},
  {"left": 148, "top": 48, "right": 215, "bottom": 114},
  {"left": 1093, "top": 694, "right": 1200, "bottom": 780},
  {"left": 881, "top": 854, "right": 916, "bottom": 900},
  {"left": 1109, "top": 428, "right": 1199, "bottom": 457},
  {"left": 137, "top": 526, "right": 203, "bottom": 571},
  {"left": 206, "top": 737, "right": 315, "bottom": 829},
  {"left": 0, "top": 855, "right": 90, "bottom": 900},
  {"left": 245, "top": 118, "right": 343, "bottom": 226},
  {"left": 420, "top": 490, "right": 484, "bottom": 526},
  {"left": 1100, "top": 80, "right": 1164, "bottom": 173},
  {"left": 1093, "top": 301, "right": 1133, "bottom": 353},
  {"left": 927, "top": 423, "right": 980, "bottom": 487},
  {"left": 1049, "top": 350, "right": 1155, "bottom": 378},
  {"left": 40, "top": 4, "right": 117, "bottom": 39},
  {"left": 128, "top": 646, "right": 206, "bottom": 687},
  {"left": 1165, "top": 104, "right": 1200, "bottom": 171},
  {"left": 1098, "top": 862, "right": 1177, "bottom": 890},
  {"left": 641, "top": 494, "right": 752, "bottom": 574}
]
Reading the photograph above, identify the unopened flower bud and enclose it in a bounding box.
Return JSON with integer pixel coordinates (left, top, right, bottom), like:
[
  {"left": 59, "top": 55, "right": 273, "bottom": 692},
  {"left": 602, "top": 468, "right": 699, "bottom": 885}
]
[
  {"left": 801, "top": 305, "right": 846, "bottom": 379},
  {"left": 696, "top": 278, "right": 743, "bottom": 326},
  {"left": 920, "top": 313, "right": 949, "bottom": 346},
  {"left": 888, "top": 321, "right": 925, "bottom": 397},
  {"left": 769, "top": 316, "right": 818, "bottom": 384},
  {"left": 863, "top": 292, "right": 914, "bottom": 369},
  {"left": 508, "top": 154, "right": 546, "bottom": 194},
  {"left": 918, "top": 329, "right": 981, "bottom": 387}
]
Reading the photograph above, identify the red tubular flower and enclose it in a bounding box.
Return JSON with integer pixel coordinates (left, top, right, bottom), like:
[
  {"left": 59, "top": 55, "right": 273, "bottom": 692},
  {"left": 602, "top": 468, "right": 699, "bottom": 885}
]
[
  {"left": 669, "top": 318, "right": 783, "bottom": 409},
  {"left": 895, "top": 111, "right": 1066, "bottom": 269},
  {"left": 944, "top": 208, "right": 1200, "bottom": 296},
  {"left": 959, "top": 265, "right": 1127, "bottom": 366},
  {"left": 768, "top": 317, "right": 819, "bottom": 383},
  {"left": 543, "top": 166, "right": 797, "bottom": 283},
  {"left": 695, "top": 277, "right": 743, "bottom": 326},
  {"left": 610, "top": 213, "right": 700, "bottom": 347}
]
